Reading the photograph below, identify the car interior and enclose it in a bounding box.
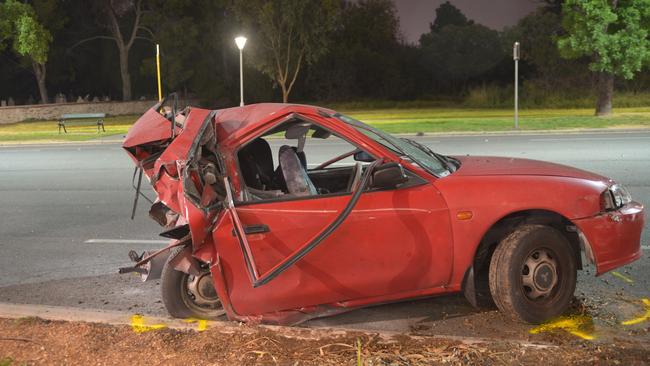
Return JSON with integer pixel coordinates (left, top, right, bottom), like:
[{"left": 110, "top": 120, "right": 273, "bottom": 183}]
[{"left": 237, "top": 119, "right": 373, "bottom": 202}]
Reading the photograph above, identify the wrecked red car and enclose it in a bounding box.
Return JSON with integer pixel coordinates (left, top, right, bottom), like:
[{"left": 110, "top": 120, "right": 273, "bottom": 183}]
[{"left": 120, "top": 95, "right": 644, "bottom": 325}]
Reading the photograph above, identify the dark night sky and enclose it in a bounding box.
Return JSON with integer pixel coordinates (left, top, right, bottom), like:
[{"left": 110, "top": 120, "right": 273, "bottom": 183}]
[{"left": 394, "top": 0, "right": 542, "bottom": 43}]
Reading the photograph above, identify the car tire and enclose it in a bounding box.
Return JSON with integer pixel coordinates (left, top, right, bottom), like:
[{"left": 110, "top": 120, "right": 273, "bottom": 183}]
[
  {"left": 161, "top": 246, "right": 224, "bottom": 320},
  {"left": 489, "top": 224, "right": 577, "bottom": 324}
]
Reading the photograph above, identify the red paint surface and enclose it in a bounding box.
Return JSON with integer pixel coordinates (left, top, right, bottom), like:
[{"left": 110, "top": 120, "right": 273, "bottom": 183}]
[{"left": 124, "top": 103, "right": 645, "bottom": 324}]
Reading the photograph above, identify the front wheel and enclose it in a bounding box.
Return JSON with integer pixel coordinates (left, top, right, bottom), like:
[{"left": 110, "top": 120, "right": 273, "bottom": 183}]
[
  {"left": 161, "top": 247, "right": 225, "bottom": 319},
  {"left": 489, "top": 224, "right": 577, "bottom": 323}
]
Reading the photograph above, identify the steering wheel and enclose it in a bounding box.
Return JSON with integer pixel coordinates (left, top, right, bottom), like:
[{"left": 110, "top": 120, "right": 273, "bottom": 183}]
[{"left": 315, "top": 148, "right": 360, "bottom": 170}]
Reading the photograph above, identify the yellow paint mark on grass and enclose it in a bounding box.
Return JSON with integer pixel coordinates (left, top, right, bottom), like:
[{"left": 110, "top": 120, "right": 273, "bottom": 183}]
[
  {"left": 529, "top": 315, "right": 595, "bottom": 340},
  {"left": 611, "top": 271, "right": 634, "bottom": 283},
  {"left": 621, "top": 298, "right": 650, "bottom": 326},
  {"left": 184, "top": 317, "right": 210, "bottom": 331},
  {"left": 130, "top": 314, "right": 167, "bottom": 333}
]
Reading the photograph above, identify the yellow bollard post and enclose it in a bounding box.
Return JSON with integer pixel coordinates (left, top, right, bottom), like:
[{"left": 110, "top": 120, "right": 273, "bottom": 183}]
[{"left": 156, "top": 44, "right": 162, "bottom": 102}]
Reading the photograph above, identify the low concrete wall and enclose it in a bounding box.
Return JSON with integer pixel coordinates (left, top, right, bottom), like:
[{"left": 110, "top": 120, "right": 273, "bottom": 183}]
[{"left": 0, "top": 100, "right": 159, "bottom": 124}]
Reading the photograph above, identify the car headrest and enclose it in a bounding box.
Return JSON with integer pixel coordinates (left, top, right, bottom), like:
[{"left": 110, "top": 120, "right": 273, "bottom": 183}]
[
  {"left": 312, "top": 127, "right": 331, "bottom": 139},
  {"left": 285, "top": 122, "right": 311, "bottom": 139}
]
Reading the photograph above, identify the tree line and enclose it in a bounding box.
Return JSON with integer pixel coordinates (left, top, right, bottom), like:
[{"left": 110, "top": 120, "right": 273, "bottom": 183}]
[{"left": 1, "top": 0, "right": 649, "bottom": 115}]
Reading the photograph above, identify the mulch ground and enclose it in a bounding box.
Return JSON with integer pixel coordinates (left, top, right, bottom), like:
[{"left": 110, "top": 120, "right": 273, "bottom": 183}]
[{"left": 0, "top": 317, "right": 648, "bottom": 365}]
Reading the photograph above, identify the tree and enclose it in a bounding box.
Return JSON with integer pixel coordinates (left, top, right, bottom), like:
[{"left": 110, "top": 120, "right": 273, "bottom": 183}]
[
  {"left": 539, "top": 0, "right": 563, "bottom": 15},
  {"left": 510, "top": 8, "right": 590, "bottom": 91},
  {"left": 142, "top": 0, "right": 246, "bottom": 105},
  {"left": 429, "top": 1, "right": 471, "bottom": 33},
  {"left": 0, "top": 0, "right": 55, "bottom": 103},
  {"left": 143, "top": 0, "right": 200, "bottom": 93},
  {"left": 419, "top": 2, "right": 503, "bottom": 94},
  {"left": 304, "top": 0, "right": 408, "bottom": 100},
  {"left": 420, "top": 23, "right": 502, "bottom": 92},
  {"left": 72, "top": 0, "right": 153, "bottom": 101},
  {"left": 232, "top": 0, "right": 340, "bottom": 103},
  {"left": 558, "top": 0, "right": 650, "bottom": 115}
]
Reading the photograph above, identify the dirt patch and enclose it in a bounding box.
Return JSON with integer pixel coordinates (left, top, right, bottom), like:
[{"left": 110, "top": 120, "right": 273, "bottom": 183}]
[{"left": 0, "top": 317, "right": 648, "bottom": 365}]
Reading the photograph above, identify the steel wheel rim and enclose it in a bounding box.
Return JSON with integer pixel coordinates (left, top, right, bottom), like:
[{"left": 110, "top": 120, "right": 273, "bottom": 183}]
[{"left": 179, "top": 271, "right": 223, "bottom": 316}]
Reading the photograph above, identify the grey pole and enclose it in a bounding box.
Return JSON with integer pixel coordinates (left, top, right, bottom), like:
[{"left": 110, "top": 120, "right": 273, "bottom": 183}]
[
  {"left": 235, "top": 36, "right": 247, "bottom": 106},
  {"left": 239, "top": 49, "right": 244, "bottom": 106},
  {"left": 513, "top": 42, "right": 520, "bottom": 129}
]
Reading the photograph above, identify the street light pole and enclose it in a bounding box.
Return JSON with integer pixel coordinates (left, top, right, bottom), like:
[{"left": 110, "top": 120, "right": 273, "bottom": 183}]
[
  {"left": 156, "top": 44, "right": 162, "bottom": 102},
  {"left": 513, "top": 41, "right": 520, "bottom": 130},
  {"left": 235, "top": 36, "right": 247, "bottom": 107}
]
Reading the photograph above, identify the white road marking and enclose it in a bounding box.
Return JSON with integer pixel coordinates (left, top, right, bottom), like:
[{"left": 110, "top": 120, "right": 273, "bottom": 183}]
[
  {"left": 84, "top": 239, "right": 168, "bottom": 244},
  {"left": 529, "top": 137, "right": 650, "bottom": 142},
  {"left": 642, "top": 245, "right": 650, "bottom": 250}
]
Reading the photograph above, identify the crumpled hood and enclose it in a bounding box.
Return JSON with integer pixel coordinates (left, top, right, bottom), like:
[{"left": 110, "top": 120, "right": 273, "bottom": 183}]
[{"left": 452, "top": 156, "right": 609, "bottom": 182}]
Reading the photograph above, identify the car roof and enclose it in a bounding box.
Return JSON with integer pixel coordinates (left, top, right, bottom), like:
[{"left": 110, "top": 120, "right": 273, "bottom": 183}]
[{"left": 213, "top": 103, "right": 336, "bottom": 143}]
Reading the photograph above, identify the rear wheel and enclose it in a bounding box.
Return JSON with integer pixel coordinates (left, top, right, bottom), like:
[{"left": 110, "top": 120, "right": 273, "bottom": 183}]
[
  {"left": 489, "top": 224, "right": 577, "bottom": 323},
  {"left": 161, "top": 247, "right": 225, "bottom": 319}
]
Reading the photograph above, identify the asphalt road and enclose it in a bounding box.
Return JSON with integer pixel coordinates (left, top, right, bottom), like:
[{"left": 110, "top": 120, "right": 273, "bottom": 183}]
[{"left": 1, "top": 130, "right": 649, "bottom": 341}]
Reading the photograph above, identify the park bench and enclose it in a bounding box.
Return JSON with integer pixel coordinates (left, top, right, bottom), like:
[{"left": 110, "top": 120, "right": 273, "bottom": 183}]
[{"left": 58, "top": 113, "right": 106, "bottom": 133}]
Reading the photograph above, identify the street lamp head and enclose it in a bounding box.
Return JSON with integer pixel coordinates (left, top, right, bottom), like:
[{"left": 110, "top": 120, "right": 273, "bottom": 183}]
[
  {"left": 513, "top": 41, "right": 520, "bottom": 60},
  {"left": 235, "top": 36, "right": 247, "bottom": 50}
]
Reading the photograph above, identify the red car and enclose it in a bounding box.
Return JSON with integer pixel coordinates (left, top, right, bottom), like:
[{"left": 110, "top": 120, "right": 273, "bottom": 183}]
[{"left": 120, "top": 96, "right": 644, "bottom": 325}]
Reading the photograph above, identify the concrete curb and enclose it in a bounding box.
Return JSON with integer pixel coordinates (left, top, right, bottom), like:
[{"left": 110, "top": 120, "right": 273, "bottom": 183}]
[
  {"left": 0, "top": 302, "right": 555, "bottom": 348},
  {"left": 400, "top": 127, "right": 650, "bottom": 137}
]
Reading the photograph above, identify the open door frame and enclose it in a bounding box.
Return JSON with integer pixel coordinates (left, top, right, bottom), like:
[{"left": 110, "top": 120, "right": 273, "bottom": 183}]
[{"left": 223, "top": 160, "right": 382, "bottom": 287}]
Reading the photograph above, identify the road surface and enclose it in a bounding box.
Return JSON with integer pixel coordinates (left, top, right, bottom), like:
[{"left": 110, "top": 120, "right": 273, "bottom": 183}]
[{"left": 1, "top": 130, "right": 648, "bottom": 341}]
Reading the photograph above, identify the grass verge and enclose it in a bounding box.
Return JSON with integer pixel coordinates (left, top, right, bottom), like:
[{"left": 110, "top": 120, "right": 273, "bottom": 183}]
[
  {"left": 1, "top": 107, "right": 650, "bottom": 143},
  {"left": 0, "top": 115, "right": 137, "bottom": 143},
  {"left": 343, "top": 107, "right": 650, "bottom": 134}
]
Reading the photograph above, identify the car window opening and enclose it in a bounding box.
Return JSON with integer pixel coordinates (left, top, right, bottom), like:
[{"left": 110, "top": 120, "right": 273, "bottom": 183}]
[
  {"left": 334, "top": 113, "right": 459, "bottom": 176},
  {"left": 236, "top": 117, "right": 374, "bottom": 202}
]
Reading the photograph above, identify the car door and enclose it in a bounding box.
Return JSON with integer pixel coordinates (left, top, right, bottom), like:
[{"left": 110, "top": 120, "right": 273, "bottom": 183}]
[{"left": 210, "top": 137, "right": 454, "bottom": 317}]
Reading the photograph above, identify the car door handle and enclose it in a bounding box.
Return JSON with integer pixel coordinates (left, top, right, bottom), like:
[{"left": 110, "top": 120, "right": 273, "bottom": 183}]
[
  {"left": 243, "top": 224, "right": 270, "bottom": 235},
  {"left": 232, "top": 224, "right": 270, "bottom": 237}
]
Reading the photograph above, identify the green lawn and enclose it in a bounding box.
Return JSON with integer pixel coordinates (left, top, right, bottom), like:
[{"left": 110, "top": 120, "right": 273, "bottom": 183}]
[
  {"left": 344, "top": 107, "right": 650, "bottom": 133},
  {"left": 1, "top": 107, "right": 650, "bottom": 143},
  {"left": 0, "top": 115, "right": 137, "bottom": 142}
]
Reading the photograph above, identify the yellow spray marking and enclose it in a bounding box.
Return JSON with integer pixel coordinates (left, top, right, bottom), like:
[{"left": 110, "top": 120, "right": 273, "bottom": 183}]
[
  {"left": 184, "top": 317, "right": 210, "bottom": 331},
  {"left": 529, "top": 315, "right": 595, "bottom": 340},
  {"left": 130, "top": 314, "right": 167, "bottom": 333},
  {"left": 611, "top": 271, "right": 634, "bottom": 283},
  {"left": 621, "top": 298, "right": 650, "bottom": 326}
]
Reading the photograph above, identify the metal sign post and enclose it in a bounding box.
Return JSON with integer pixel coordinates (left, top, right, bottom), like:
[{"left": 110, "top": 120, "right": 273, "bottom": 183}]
[{"left": 513, "top": 42, "right": 520, "bottom": 130}]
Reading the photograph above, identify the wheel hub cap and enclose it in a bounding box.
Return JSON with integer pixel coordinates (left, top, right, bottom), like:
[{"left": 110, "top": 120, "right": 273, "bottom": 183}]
[
  {"left": 534, "top": 263, "right": 555, "bottom": 290},
  {"left": 521, "top": 249, "right": 558, "bottom": 300}
]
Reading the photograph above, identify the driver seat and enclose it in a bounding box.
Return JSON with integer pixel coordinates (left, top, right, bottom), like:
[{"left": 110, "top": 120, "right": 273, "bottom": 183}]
[
  {"left": 238, "top": 138, "right": 275, "bottom": 190},
  {"left": 278, "top": 145, "right": 317, "bottom": 196}
]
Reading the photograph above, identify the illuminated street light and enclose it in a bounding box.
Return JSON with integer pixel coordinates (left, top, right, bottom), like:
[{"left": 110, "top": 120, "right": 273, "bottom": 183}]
[{"left": 235, "top": 36, "right": 247, "bottom": 106}]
